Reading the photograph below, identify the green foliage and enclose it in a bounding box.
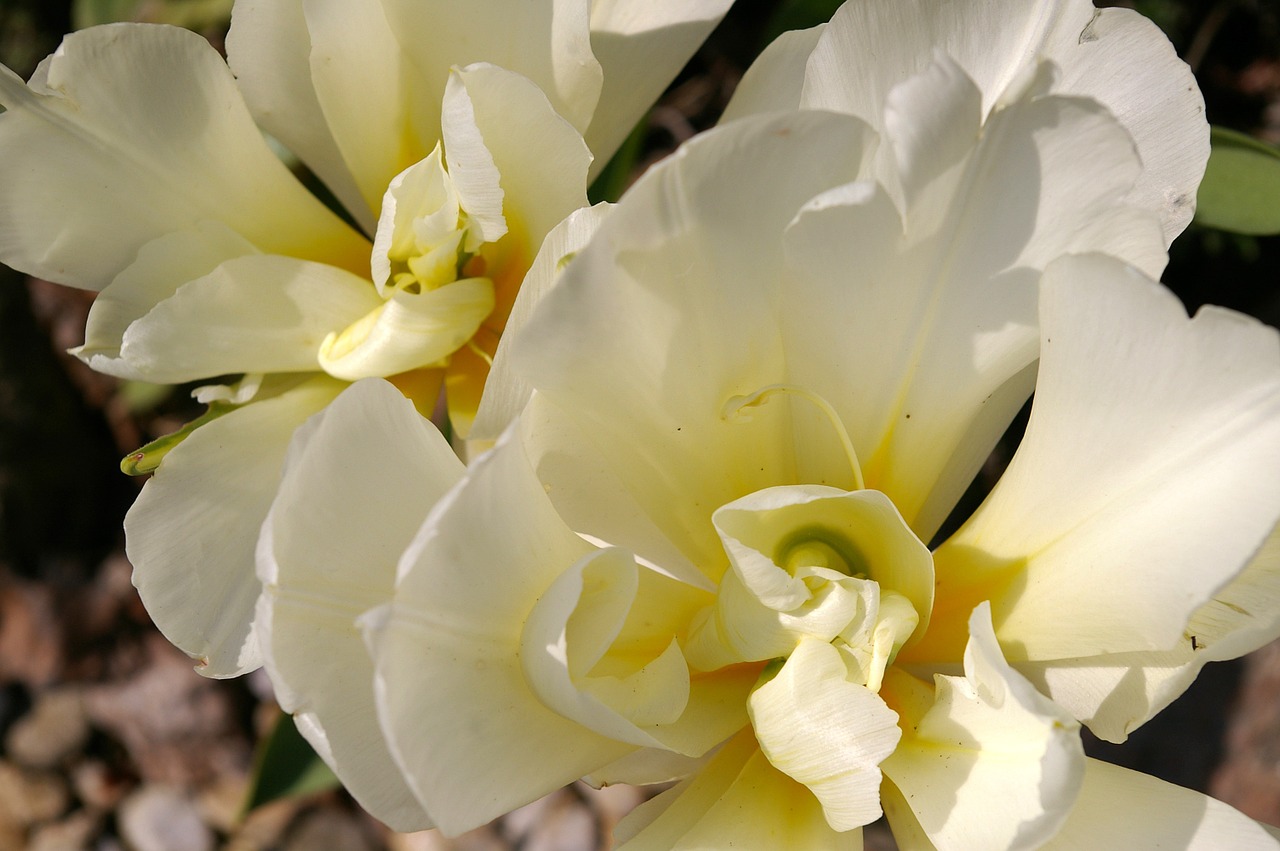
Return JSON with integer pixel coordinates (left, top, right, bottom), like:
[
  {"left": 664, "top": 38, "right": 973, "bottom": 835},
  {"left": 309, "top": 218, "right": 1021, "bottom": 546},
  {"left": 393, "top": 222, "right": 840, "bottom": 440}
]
[
  {"left": 762, "top": 0, "right": 844, "bottom": 45},
  {"left": 72, "top": 0, "right": 232, "bottom": 29},
  {"left": 1195, "top": 126, "right": 1280, "bottom": 236},
  {"left": 119, "top": 401, "right": 233, "bottom": 476},
  {"left": 242, "top": 712, "right": 341, "bottom": 816},
  {"left": 588, "top": 117, "right": 648, "bottom": 205}
]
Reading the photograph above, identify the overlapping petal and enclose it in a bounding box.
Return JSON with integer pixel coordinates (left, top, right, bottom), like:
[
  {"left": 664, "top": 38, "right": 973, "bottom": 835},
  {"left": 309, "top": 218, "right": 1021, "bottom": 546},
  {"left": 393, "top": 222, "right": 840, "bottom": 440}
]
[
  {"left": 1042, "top": 759, "right": 1280, "bottom": 849},
  {"left": 584, "top": 0, "right": 734, "bottom": 171},
  {"left": 728, "top": 0, "right": 1208, "bottom": 242},
  {"left": 881, "top": 604, "right": 1083, "bottom": 850},
  {"left": 257, "top": 379, "right": 463, "bottom": 832},
  {"left": 910, "top": 255, "right": 1280, "bottom": 741},
  {"left": 125, "top": 377, "right": 344, "bottom": 677},
  {"left": 369, "top": 429, "right": 636, "bottom": 835},
  {"left": 514, "top": 110, "right": 875, "bottom": 573},
  {"left": 0, "top": 24, "right": 367, "bottom": 289}
]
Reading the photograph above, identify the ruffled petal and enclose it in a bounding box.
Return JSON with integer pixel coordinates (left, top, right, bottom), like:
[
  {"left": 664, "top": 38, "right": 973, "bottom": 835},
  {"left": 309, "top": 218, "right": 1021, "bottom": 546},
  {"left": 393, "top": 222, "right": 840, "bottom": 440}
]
[
  {"left": 301, "top": 0, "right": 411, "bottom": 222},
  {"left": 316, "top": 277, "right": 495, "bottom": 381},
  {"left": 257, "top": 379, "right": 463, "bottom": 832},
  {"left": 918, "top": 257, "right": 1280, "bottom": 674},
  {"left": 1041, "top": 759, "right": 1279, "bottom": 849},
  {"left": 380, "top": 0, "right": 601, "bottom": 145},
  {"left": 783, "top": 57, "right": 1163, "bottom": 538},
  {"left": 224, "top": 0, "right": 375, "bottom": 233},
  {"left": 72, "top": 221, "right": 258, "bottom": 379},
  {"left": 446, "top": 63, "right": 592, "bottom": 255},
  {"left": 749, "top": 638, "right": 900, "bottom": 831},
  {"left": 881, "top": 603, "right": 1083, "bottom": 851},
  {"left": 584, "top": 0, "right": 734, "bottom": 168},
  {"left": 0, "top": 24, "right": 367, "bottom": 289},
  {"left": 369, "top": 426, "right": 635, "bottom": 836},
  {"left": 472, "top": 203, "right": 611, "bottom": 440},
  {"left": 796, "top": 0, "right": 1206, "bottom": 241},
  {"left": 120, "top": 255, "right": 383, "bottom": 383},
  {"left": 616, "top": 728, "right": 858, "bottom": 851},
  {"left": 125, "top": 376, "right": 345, "bottom": 677}
]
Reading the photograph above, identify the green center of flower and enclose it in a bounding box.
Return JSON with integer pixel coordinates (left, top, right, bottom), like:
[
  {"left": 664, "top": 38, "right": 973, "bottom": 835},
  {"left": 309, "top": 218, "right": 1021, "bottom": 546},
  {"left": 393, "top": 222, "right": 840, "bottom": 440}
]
[{"left": 776, "top": 525, "right": 870, "bottom": 578}]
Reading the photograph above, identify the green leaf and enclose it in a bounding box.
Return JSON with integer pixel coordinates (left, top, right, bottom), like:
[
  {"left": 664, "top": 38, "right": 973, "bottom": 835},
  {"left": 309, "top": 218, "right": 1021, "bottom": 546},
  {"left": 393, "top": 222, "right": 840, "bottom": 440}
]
[
  {"left": 120, "top": 401, "right": 235, "bottom": 476},
  {"left": 762, "top": 0, "right": 845, "bottom": 45},
  {"left": 1195, "top": 126, "right": 1280, "bottom": 235},
  {"left": 588, "top": 116, "right": 648, "bottom": 205},
  {"left": 242, "top": 712, "right": 341, "bottom": 815}
]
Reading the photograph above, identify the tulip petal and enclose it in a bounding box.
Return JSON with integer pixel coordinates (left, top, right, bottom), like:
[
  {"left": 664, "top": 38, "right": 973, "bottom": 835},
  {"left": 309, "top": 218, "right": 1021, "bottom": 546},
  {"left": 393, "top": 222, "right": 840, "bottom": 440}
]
[
  {"left": 749, "top": 638, "right": 901, "bottom": 831},
  {"left": 584, "top": 0, "right": 733, "bottom": 169},
  {"left": 881, "top": 603, "right": 1083, "bottom": 851},
  {"left": 616, "top": 728, "right": 857, "bottom": 851},
  {"left": 73, "top": 221, "right": 258, "bottom": 379},
  {"left": 721, "top": 25, "right": 826, "bottom": 124},
  {"left": 923, "top": 256, "right": 1280, "bottom": 670},
  {"left": 302, "top": 0, "right": 411, "bottom": 222},
  {"left": 125, "top": 376, "right": 345, "bottom": 677},
  {"left": 120, "top": 255, "right": 383, "bottom": 383},
  {"left": 317, "top": 277, "right": 495, "bottom": 381},
  {"left": 442, "top": 63, "right": 592, "bottom": 252},
  {"left": 1040, "top": 759, "right": 1279, "bottom": 849},
  {"left": 380, "top": 0, "right": 601, "bottom": 144},
  {"left": 783, "top": 57, "right": 1163, "bottom": 538},
  {"left": 370, "top": 427, "right": 635, "bottom": 835},
  {"left": 224, "top": 0, "right": 375, "bottom": 233},
  {"left": 0, "top": 24, "right": 367, "bottom": 289},
  {"left": 513, "top": 111, "right": 875, "bottom": 573},
  {"left": 798, "top": 0, "right": 1206, "bottom": 241},
  {"left": 257, "top": 379, "right": 462, "bottom": 832},
  {"left": 472, "top": 203, "right": 611, "bottom": 440},
  {"left": 1014, "top": 523, "right": 1280, "bottom": 743}
]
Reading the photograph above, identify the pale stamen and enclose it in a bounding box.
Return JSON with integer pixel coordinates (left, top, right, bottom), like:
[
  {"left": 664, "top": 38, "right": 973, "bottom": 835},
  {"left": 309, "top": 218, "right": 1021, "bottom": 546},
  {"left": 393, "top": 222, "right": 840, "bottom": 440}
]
[{"left": 721, "top": 384, "right": 865, "bottom": 490}]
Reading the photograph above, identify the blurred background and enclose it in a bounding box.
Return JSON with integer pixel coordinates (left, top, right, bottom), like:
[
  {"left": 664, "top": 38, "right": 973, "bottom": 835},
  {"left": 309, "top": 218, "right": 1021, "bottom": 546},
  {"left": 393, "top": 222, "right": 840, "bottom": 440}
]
[{"left": 0, "top": 0, "right": 1277, "bottom": 848}]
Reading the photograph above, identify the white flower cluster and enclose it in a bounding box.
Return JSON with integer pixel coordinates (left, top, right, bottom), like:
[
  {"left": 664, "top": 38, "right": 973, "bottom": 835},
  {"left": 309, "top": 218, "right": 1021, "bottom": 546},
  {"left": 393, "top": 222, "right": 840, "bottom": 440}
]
[{"left": 3, "top": 1, "right": 1279, "bottom": 847}]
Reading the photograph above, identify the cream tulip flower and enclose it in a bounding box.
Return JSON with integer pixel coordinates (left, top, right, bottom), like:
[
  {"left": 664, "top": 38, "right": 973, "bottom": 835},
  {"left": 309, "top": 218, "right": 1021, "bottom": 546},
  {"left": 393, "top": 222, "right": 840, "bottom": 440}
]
[
  {"left": 256, "top": 44, "right": 1273, "bottom": 841},
  {"left": 0, "top": 0, "right": 732, "bottom": 677},
  {"left": 355, "top": 106, "right": 1278, "bottom": 844}
]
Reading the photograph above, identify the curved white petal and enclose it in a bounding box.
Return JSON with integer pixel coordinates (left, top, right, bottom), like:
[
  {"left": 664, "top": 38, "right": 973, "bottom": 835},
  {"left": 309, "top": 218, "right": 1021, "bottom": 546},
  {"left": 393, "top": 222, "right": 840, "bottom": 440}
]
[
  {"left": 925, "top": 256, "right": 1280, "bottom": 669},
  {"left": 317, "top": 277, "right": 495, "bottom": 381},
  {"left": 120, "top": 255, "right": 383, "bottom": 383},
  {"left": 616, "top": 729, "right": 856, "bottom": 851},
  {"left": 442, "top": 63, "right": 592, "bottom": 251},
  {"left": 380, "top": 0, "right": 601, "bottom": 145},
  {"left": 1041, "top": 759, "right": 1280, "bottom": 849},
  {"left": 125, "top": 376, "right": 345, "bottom": 677},
  {"left": 472, "top": 203, "right": 612, "bottom": 440},
  {"left": 783, "top": 57, "right": 1163, "bottom": 538},
  {"left": 1014, "top": 522, "right": 1280, "bottom": 744},
  {"left": 796, "top": 0, "right": 1206, "bottom": 241},
  {"left": 303, "top": 0, "right": 409, "bottom": 223},
  {"left": 224, "top": 0, "right": 375, "bottom": 233},
  {"left": 749, "top": 639, "right": 900, "bottom": 832},
  {"left": 721, "top": 25, "right": 826, "bottom": 125},
  {"left": 881, "top": 603, "right": 1083, "bottom": 851},
  {"left": 512, "top": 111, "right": 875, "bottom": 574},
  {"left": 369, "top": 427, "right": 635, "bottom": 836},
  {"left": 0, "top": 24, "right": 367, "bottom": 289},
  {"left": 257, "top": 379, "right": 462, "bottom": 832},
  {"left": 73, "top": 221, "right": 258, "bottom": 379},
  {"left": 584, "top": 0, "right": 734, "bottom": 169}
]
